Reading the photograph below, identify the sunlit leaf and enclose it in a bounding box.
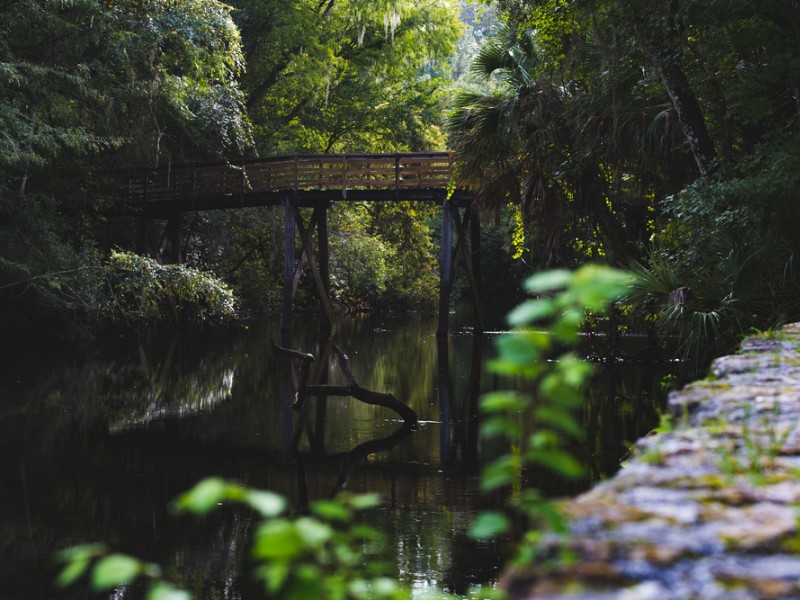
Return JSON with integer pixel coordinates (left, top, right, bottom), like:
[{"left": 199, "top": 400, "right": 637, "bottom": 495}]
[
  {"left": 468, "top": 511, "right": 510, "bottom": 540},
  {"left": 349, "top": 578, "right": 370, "bottom": 599},
  {"left": 311, "top": 499, "right": 352, "bottom": 522},
  {"left": 252, "top": 520, "right": 304, "bottom": 561},
  {"left": 147, "top": 582, "right": 192, "bottom": 600},
  {"left": 56, "top": 543, "right": 106, "bottom": 563},
  {"left": 528, "top": 430, "right": 559, "bottom": 448},
  {"left": 347, "top": 493, "right": 382, "bottom": 510},
  {"left": 91, "top": 554, "right": 141, "bottom": 591},
  {"left": 507, "top": 298, "right": 556, "bottom": 326},
  {"left": 245, "top": 490, "right": 287, "bottom": 518},
  {"left": 372, "top": 576, "right": 402, "bottom": 597},
  {"left": 174, "top": 478, "right": 230, "bottom": 515},
  {"left": 56, "top": 556, "right": 91, "bottom": 589},
  {"left": 480, "top": 391, "right": 529, "bottom": 413},
  {"left": 295, "top": 517, "right": 334, "bottom": 547},
  {"left": 523, "top": 269, "right": 572, "bottom": 293},
  {"left": 557, "top": 354, "right": 594, "bottom": 387}
]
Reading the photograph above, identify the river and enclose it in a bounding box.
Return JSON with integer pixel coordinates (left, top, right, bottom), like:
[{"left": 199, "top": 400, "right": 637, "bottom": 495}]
[{"left": 0, "top": 314, "right": 667, "bottom": 599}]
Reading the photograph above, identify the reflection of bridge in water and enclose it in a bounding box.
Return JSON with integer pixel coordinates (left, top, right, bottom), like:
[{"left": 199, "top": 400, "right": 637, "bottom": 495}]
[{"left": 113, "top": 153, "right": 481, "bottom": 333}]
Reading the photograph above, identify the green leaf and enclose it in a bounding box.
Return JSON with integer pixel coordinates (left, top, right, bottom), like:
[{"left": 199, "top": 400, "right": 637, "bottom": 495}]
[
  {"left": 347, "top": 492, "right": 382, "bottom": 510},
  {"left": 534, "top": 406, "right": 582, "bottom": 438},
  {"left": 507, "top": 298, "right": 556, "bottom": 326},
  {"left": 147, "top": 582, "right": 192, "bottom": 600},
  {"left": 480, "top": 391, "right": 529, "bottom": 413},
  {"left": 523, "top": 269, "right": 572, "bottom": 293},
  {"left": 556, "top": 353, "right": 594, "bottom": 387},
  {"left": 349, "top": 578, "right": 371, "bottom": 599},
  {"left": 253, "top": 520, "right": 305, "bottom": 561},
  {"left": 91, "top": 554, "right": 141, "bottom": 591},
  {"left": 481, "top": 455, "right": 517, "bottom": 490},
  {"left": 527, "top": 448, "right": 584, "bottom": 478},
  {"left": 350, "top": 523, "right": 383, "bottom": 541},
  {"left": 56, "top": 543, "right": 106, "bottom": 563},
  {"left": 174, "top": 478, "right": 230, "bottom": 515},
  {"left": 372, "top": 576, "right": 402, "bottom": 597},
  {"left": 311, "top": 499, "right": 352, "bottom": 522},
  {"left": 480, "top": 415, "right": 520, "bottom": 439},
  {"left": 552, "top": 308, "right": 583, "bottom": 342},
  {"left": 285, "top": 572, "right": 324, "bottom": 600},
  {"left": 295, "top": 517, "right": 334, "bottom": 547},
  {"left": 528, "top": 430, "right": 559, "bottom": 449},
  {"left": 56, "top": 556, "right": 91, "bottom": 589},
  {"left": 256, "top": 563, "right": 290, "bottom": 593},
  {"left": 245, "top": 490, "right": 287, "bottom": 518},
  {"left": 469, "top": 511, "right": 510, "bottom": 540}
]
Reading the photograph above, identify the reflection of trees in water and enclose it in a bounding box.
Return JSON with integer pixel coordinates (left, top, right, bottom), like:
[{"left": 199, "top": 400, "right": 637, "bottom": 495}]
[
  {"left": 278, "top": 334, "right": 418, "bottom": 505},
  {"left": 2, "top": 320, "right": 668, "bottom": 598},
  {"left": 279, "top": 329, "right": 497, "bottom": 596},
  {"left": 109, "top": 329, "right": 238, "bottom": 431}
]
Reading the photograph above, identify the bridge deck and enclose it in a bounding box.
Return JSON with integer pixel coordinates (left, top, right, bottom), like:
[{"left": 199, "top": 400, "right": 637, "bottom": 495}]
[{"left": 115, "top": 152, "right": 472, "bottom": 215}]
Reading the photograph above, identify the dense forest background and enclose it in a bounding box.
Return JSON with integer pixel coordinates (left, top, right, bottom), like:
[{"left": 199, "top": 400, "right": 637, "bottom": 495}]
[{"left": 2, "top": 0, "right": 800, "bottom": 364}]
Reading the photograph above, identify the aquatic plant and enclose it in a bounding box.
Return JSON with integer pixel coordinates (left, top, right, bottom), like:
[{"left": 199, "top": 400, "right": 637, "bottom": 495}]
[{"left": 470, "top": 265, "right": 634, "bottom": 563}]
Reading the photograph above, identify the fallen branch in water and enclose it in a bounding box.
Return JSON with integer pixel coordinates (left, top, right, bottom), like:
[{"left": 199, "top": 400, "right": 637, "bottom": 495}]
[{"left": 275, "top": 343, "right": 417, "bottom": 426}]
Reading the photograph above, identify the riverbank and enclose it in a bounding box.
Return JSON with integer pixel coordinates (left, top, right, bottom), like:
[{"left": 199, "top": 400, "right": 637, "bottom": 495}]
[{"left": 502, "top": 323, "right": 800, "bottom": 600}]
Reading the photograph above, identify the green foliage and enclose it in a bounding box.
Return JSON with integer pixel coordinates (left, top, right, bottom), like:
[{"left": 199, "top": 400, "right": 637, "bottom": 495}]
[
  {"left": 56, "top": 544, "right": 190, "bottom": 600},
  {"left": 0, "top": 195, "right": 104, "bottom": 332},
  {"left": 0, "top": 0, "right": 249, "bottom": 331},
  {"left": 0, "top": 0, "right": 249, "bottom": 196},
  {"left": 629, "top": 225, "right": 800, "bottom": 369},
  {"left": 329, "top": 203, "right": 439, "bottom": 312},
  {"left": 104, "top": 251, "right": 237, "bottom": 323},
  {"left": 473, "top": 265, "right": 634, "bottom": 560},
  {"left": 59, "top": 479, "right": 465, "bottom": 600},
  {"left": 237, "top": 0, "right": 462, "bottom": 154}
]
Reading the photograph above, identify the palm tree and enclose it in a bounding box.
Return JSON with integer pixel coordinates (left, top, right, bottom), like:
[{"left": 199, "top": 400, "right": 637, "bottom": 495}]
[{"left": 446, "top": 20, "right": 691, "bottom": 268}]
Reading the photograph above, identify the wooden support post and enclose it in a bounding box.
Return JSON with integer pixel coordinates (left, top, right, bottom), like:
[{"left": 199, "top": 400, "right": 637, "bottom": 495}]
[
  {"left": 318, "top": 204, "right": 330, "bottom": 298},
  {"left": 280, "top": 328, "right": 296, "bottom": 459},
  {"left": 294, "top": 206, "right": 334, "bottom": 328},
  {"left": 283, "top": 198, "right": 296, "bottom": 332},
  {"left": 464, "top": 334, "right": 483, "bottom": 465},
  {"left": 437, "top": 334, "right": 453, "bottom": 466},
  {"left": 453, "top": 207, "right": 484, "bottom": 332},
  {"left": 438, "top": 199, "right": 454, "bottom": 335},
  {"left": 471, "top": 205, "right": 482, "bottom": 307}
]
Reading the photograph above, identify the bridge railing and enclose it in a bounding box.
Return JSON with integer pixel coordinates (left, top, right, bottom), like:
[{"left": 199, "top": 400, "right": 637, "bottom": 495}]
[{"left": 115, "top": 152, "right": 455, "bottom": 205}]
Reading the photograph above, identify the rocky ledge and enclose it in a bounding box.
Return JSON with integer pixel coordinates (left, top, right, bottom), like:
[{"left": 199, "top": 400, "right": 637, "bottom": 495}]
[{"left": 502, "top": 323, "right": 800, "bottom": 600}]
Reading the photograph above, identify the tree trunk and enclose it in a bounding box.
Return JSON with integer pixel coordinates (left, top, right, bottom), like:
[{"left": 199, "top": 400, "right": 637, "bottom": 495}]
[{"left": 657, "top": 57, "right": 716, "bottom": 177}]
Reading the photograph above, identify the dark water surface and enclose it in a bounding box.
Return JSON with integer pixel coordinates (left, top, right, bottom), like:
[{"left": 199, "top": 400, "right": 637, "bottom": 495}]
[{"left": 0, "top": 316, "right": 667, "bottom": 599}]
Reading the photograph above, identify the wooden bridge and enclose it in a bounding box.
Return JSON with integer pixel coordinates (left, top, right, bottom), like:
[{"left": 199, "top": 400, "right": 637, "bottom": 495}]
[
  {"left": 117, "top": 152, "right": 481, "bottom": 334},
  {"left": 115, "top": 152, "right": 473, "bottom": 212}
]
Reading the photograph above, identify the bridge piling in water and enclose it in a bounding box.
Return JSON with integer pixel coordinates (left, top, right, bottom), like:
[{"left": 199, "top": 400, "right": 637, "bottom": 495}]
[{"left": 113, "top": 152, "right": 482, "bottom": 332}]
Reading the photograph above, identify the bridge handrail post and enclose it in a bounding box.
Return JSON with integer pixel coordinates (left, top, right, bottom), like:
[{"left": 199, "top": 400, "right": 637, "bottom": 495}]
[
  {"left": 395, "top": 154, "right": 400, "bottom": 194},
  {"left": 342, "top": 155, "right": 348, "bottom": 198},
  {"left": 293, "top": 154, "right": 299, "bottom": 196}
]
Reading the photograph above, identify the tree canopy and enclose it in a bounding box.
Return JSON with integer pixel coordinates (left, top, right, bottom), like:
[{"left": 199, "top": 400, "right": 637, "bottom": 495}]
[
  {"left": 447, "top": 0, "right": 800, "bottom": 362},
  {"left": 234, "top": 0, "right": 462, "bottom": 153}
]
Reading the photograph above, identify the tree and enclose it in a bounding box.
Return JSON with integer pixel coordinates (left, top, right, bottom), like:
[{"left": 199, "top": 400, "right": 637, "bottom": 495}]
[
  {"left": 0, "top": 0, "right": 250, "bottom": 333},
  {"left": 231, "top": 0, "right": 462, "bottom": 153}
]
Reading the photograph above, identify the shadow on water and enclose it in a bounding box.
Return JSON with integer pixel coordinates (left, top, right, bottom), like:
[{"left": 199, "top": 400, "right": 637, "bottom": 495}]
[{"left": 0, "top": 315, "right": 671, "bottom": 598}]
